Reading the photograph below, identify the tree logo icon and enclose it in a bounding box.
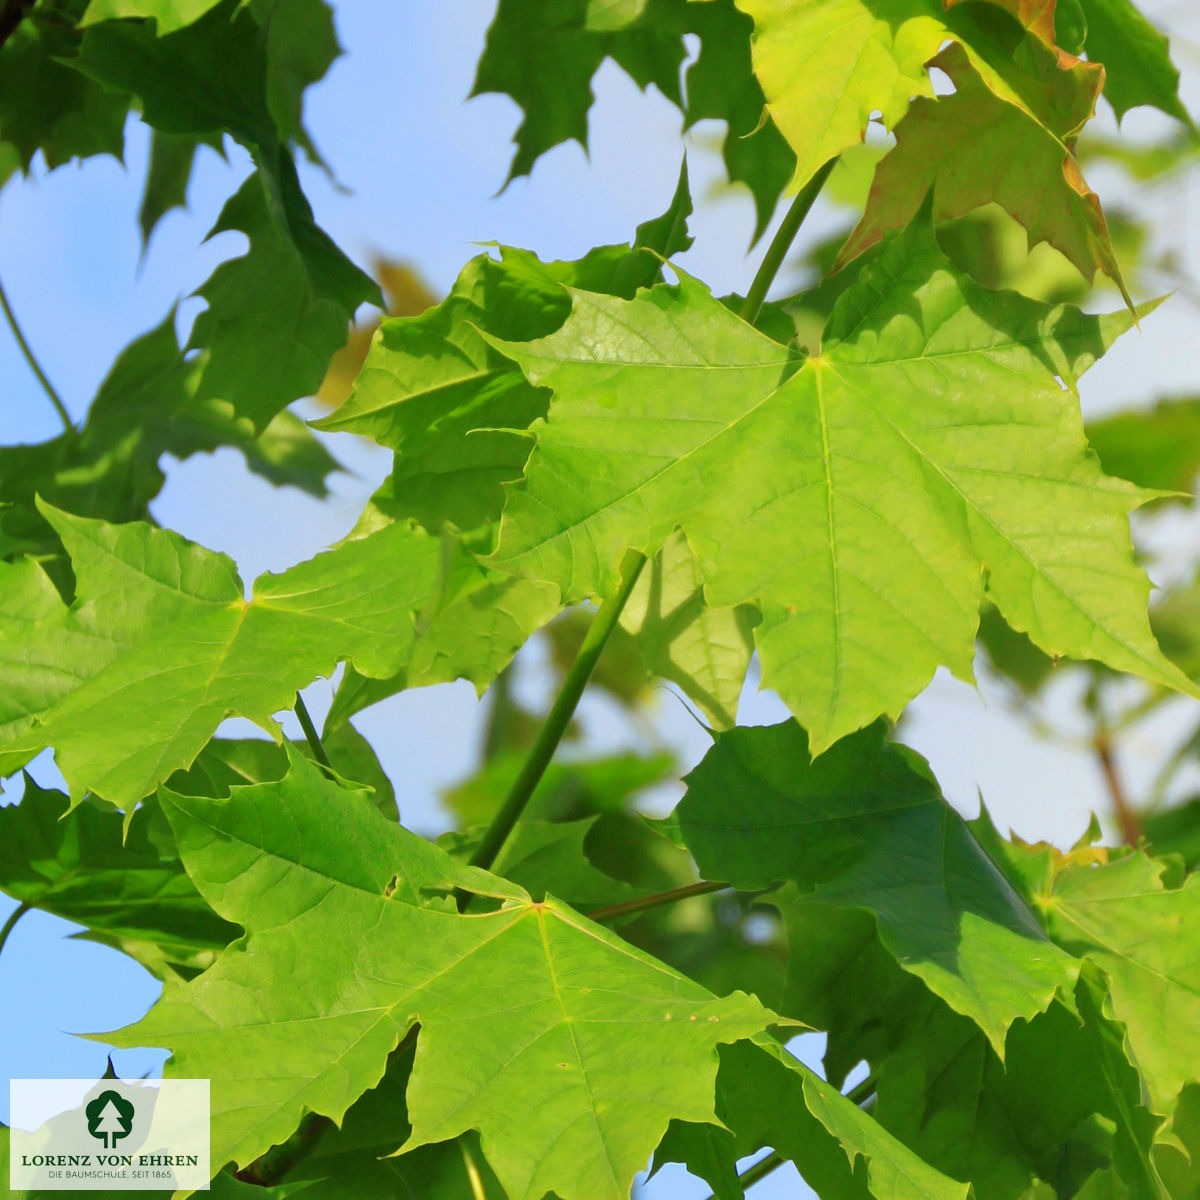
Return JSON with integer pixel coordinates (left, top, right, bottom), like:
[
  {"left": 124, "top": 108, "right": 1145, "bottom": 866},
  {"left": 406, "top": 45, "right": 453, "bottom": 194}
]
[{"left": 85, "top": 1090, "right": 135, "bottom": 1149}]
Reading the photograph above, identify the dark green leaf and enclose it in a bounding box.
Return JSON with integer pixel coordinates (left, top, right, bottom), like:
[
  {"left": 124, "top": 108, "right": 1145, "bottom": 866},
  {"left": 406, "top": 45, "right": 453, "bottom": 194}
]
[
  {"left": 0, "top": 775, "right": 235, "bottom": 975},
  {"left": 670, "top": 720, "right": 1076, "bottom": 1052}
]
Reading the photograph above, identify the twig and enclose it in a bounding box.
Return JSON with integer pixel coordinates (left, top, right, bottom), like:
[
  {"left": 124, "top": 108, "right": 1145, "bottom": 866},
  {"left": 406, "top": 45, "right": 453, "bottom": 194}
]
[{"left": 1095, "top": 734, "right": 1141, "bottom": 845}]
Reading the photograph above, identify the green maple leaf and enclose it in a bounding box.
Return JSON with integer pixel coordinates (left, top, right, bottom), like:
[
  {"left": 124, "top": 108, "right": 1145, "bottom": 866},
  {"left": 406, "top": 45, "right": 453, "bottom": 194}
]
[
  {"left": 471, "top": 0, "right": 795, "bottom": 236},
  {"left": 108, "top": 754, "right": 778, "bottom": 1199},
  {"left": 169, "top": 725, "right": 399, "bottom": 821},
  {"left": 80, "top": 0, "right": 229, "bottom": 33},
  {"left": 837, "top": 45, "right": 1128, "bottom": 305},
  {"left": 670, "top": 721, "right": 1076, "bottom": 1052},
  {"left": 682, "top": 0, "right": 795, "bottom": 240},
  {"left": 75, "top": 0, "right": 337, "bottom": 151},
  {"left": 0, "top": 505, "right": 554, "bottom": 809},
  {"left": 284, "top": 1047, "right": 507, "bottom": 1200},
  {"left": 0, "top": 313, "right": 339, "bottom": 573},
  {"left": 734, "top": 0, "right": 1103, "bottom": 191},
  {"left": 1081, "top": 0, "right": 1196, "bottom": 128},
  {"left": 1143, "top": 798, "right": 1200, "bottom": 871},
  {"left": 1087, "top": 396, "right": 1200, "bottom": 501},
  {"left": 185, "top": 163, "right": 379, "bottom": 430},
  {"left": 1033, "top": 849, "right": 1200, "bottom": 1116},
  {"left": 74, "top": 0, "right": 378, "bottom": 429},
  {"left": 775, "top": 903, "right": 1166, "bottom": 1198},
  {"left": 0, "top": 8, "right": 129, "bottom": 182},
  {"left": 488, "top": 211, "right": 1191, "bottom": 751},
  {"left": 660, "top": 1039, "right": 973, "bottom": 1200},
  {"left": 316, "top": 162, "right": 693, "bottom": 541},
  {"left": 137, "top": 130, "right": 204, "bottom": 247},
  {"left": 0, "top": 776, "right": 235, "bottom": 975},
  {"left": 472, "top": 0, "right": 686, "bottom": 185}
]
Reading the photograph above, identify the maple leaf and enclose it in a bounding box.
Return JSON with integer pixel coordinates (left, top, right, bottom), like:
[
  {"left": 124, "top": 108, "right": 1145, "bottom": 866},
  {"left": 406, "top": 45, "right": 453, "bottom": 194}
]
[
  {"left": 0, "top": 10, "right": 128, "bottom": 179},
  {"left": 837, "top": 44, "right": 1128, "bottom": 305},
  {"left": 963, "top": 0, "right": 1197, "bottom": 128},
  {"left": 0, "top": 505, "right": 556, "bottom": 809},
  {"left": 659, "top": 1039, "right": 974, "bottom": 1200},
  {"left": 74, "top": 0, "right": 378, "bottom": 429},
  {"left": 773, "top": 904, "right": 1166, "bottom": 1198},
  {"left": 620, "top": 529, "right": 756, "bottom": 730},
  {"left": 471, "top": 0, "right": 686, "bottom": 185},
  {"left": 488, "top": 210, "right": 1192, "bottom": 751},
  {"left": 1087, "top": 396, "right": 1200, "bottom": 500},
  {"left": 0, "top": 775, "right": 235, "bottom": 977},
  {"left": 734, "top": 0, "right": 1104, "bottom": 191},
  {"left": 670, "top": 720, "right": 1077, "bottom": 1052},
  {"left": 108, "top": 753, "right": 778, "bottom": 1199},
  {"left": 1030, "top": 848, "right": 1200, "bottom": 1116},
  {"left": 0, "top": 313, "right": 339, "bottom": 572},
  {"left": 316, "top": 163, "right": 693, "bottom": 541}
]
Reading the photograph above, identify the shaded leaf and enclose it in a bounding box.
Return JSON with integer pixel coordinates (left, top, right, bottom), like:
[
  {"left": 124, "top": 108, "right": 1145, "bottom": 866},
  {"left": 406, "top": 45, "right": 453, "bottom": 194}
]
[
  {"left": 472, "top": 0, "right": 686, "bottom": 184},
  {"left": 620, "top": 529, "right": 757, "bottom": 730},
  {"left": 671, "top": 720, "right": 1076, "bottom": 1052},
  {"left": 75, "top": 0, "right": 379, "bottom": 429},
  {"left": 837, "top": 44, "right": 1127, "bottom": 305},
  {"left": 0, "top": 314, "right": 341, "bottom": 576},
  {"left": 1143, "top": 797, "right": 1200, "bottom": 871},
  {"left": 1079, "top": 0, "right": 1195, "bottom": 128},
  {"left": 683, "top": 0, "right": 795, "bottom": 239},
  {"left": 1087, "top": 397, "right": 1200, "bottom": 501},
  {"left": 170, "top": 725, "right": 398, "bottom": 821},
  {"left": 0, "top": 7, "right": 128, "bottom": 179},
  {"left": 776, "top": 902, "right": 1165, "bottom": 1200},
  {"left": 137, "top": 130, "right": 202, "bottom": 246},
  {"left": 661, "top": 1038, "right": 973, "bottom": 1200},
  {"left": 1033, "top": 848, "right": 1200, "bottom": 1115},
  {"left": 186, "top": 163, "right": 378, "bottom": 430},
  {"left": 0, "top": 775, "right": 235, "bottom": 974}
]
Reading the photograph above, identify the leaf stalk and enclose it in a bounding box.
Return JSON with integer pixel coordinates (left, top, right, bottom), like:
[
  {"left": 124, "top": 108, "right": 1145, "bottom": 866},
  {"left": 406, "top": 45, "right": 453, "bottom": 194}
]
[
  {"left": 294, "top": 692, "right": 335, "bottom": 776},
  {"left": 0, "top": 901, "right": 30, "bottom": 960},
  {"left": 0, "top": 274, "right": 73, "bottom": 433},
  {"left": 586, "top": 880, "right": 729, "bottom": 923},
  {"left": 461, "top": 549, "right": 647, "bottom": 890},
  {"left": 739, "top": 157, "right": 838, "bottom": 327}
]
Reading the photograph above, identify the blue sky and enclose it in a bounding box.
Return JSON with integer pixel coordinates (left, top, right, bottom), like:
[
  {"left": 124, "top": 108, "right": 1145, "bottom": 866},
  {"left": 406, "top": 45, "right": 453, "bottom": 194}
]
[{"left": 2, "top": 2, "right": 1200, "bottom": 1195}]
